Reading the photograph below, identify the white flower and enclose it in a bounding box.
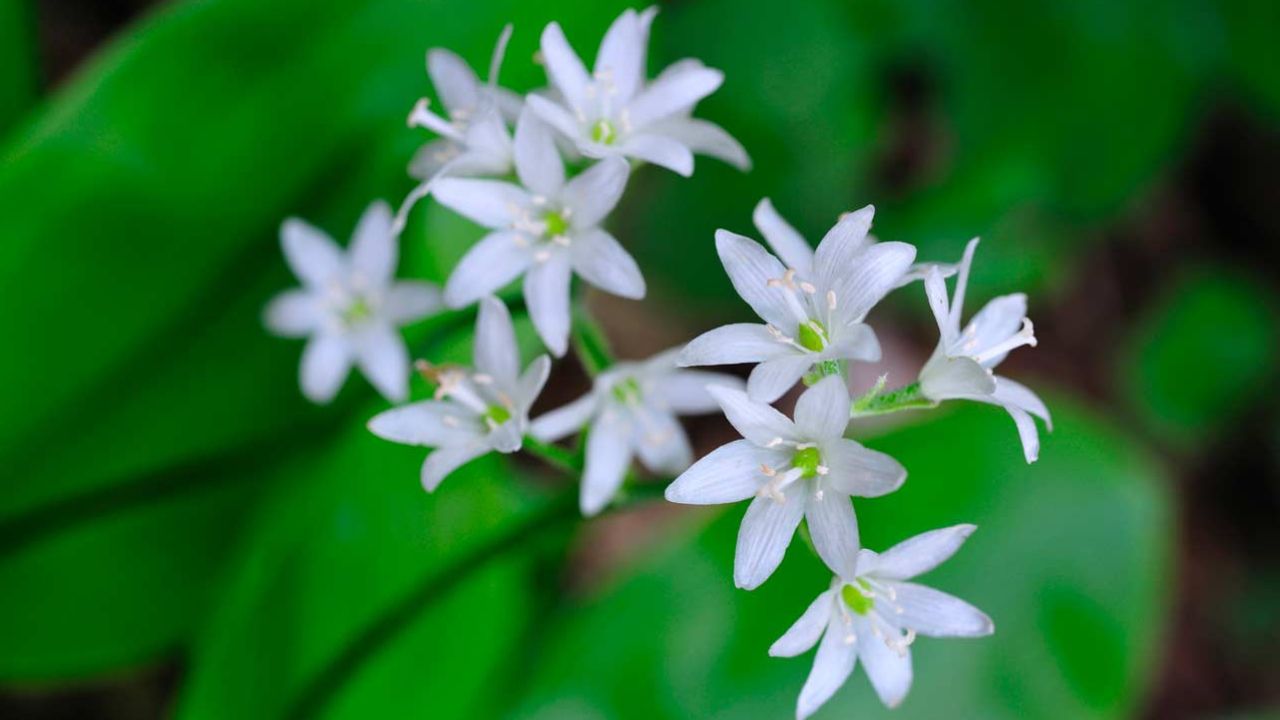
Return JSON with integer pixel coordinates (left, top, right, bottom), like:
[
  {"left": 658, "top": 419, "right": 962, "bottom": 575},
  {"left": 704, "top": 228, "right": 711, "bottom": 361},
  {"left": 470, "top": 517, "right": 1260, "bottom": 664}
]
[
  {"left": 367, "top": 297, "right": 551, "bottom": 491},
  {"left": 665, "top": 376, "right": 906, "bottom": 589},
  {"left": 526, "top": 7, "right": 749, "bottom": 176},
  {"left": 407, "top": 25, "right": 523, "bottom": 180},
  {"left": 264, "top": 201, "right": 442, "bottom": 404},
  {"left": 679, "top": 203, "right": 917, "bottom": 403},
  {"left": 771, "top": 525, "right": 994, "bottom": 718},
  {"left": 918, "top": 238, "right": 1051, "bottom": 463},
  {"left": 530, "top": 350, "right": 742, "bottom": 516},
  {"left": 432, "top": 107, "right": 644, "bottom": 356}
]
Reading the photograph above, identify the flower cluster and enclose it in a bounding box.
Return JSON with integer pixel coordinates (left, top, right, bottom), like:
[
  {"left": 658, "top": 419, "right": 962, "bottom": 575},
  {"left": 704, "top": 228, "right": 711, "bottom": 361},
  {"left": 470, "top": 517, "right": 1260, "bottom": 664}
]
[{"left": 263, "top": 7, "right": 1049, "bottom": 717}]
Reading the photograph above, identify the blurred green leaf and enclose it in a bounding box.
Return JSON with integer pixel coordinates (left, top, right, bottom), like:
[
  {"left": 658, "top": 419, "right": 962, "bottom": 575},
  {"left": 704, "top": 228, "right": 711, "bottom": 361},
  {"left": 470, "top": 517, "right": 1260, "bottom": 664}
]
[
  {"left": 176, "top": 417, "right": 571, "bottom": 720},
  {"left": 1219, "top": 0, "right": 1280, "bottom": 118},
  {"left": 1122, "top": 267, "right": 1279, "bottom": 447},
  {"left": 0, "top": 0, "right": 37, "bottom": 136},
  {"left": 510, "top": 397, "right": 1172, "bottom": 718}
]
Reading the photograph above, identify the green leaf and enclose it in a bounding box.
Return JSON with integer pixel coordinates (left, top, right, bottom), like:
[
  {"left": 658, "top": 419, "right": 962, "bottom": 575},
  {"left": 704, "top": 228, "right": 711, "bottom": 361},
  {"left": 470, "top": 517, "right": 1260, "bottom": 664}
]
[
  {"left": 1122, "top": 268, "right": 1279, "bottom": 446},
  {"left": 509, "top": 396, "right": 1173, "bottom": 718},
  {"left": 176, "top": 417, "right": 575, "bottom": 720}
]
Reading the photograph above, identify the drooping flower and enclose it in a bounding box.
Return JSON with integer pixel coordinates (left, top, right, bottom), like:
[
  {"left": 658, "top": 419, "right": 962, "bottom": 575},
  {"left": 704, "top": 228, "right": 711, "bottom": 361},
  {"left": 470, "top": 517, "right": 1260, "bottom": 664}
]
[
  {"left": 367, "top": 297, "right": 550, "bottom": 491},
  {"left": 679, "top": 204, "right": 917, "bottom": 403},
  {"left": 530, "top": 349, "right": 742, "bottom": 516},
  {"left": 665, "top": 376, "right": 906, "bottom": 589},
  {"left": 432, "top": 107, "right": 644, "bottom": 356},
  {"left": 527, "top": 7, "right": 749, "bottom": 176},
  {"left": 771, "top": 525, "right": 994, "bottom": 718},
  {"left": 264, "top": 201, "right": 442, "bottom": 404},
  {"left": 407, "top": 25, "right": 523, "bottom": 181},
  {"left": 918, "top": 238, "right": 1051, "bottom": 463}
]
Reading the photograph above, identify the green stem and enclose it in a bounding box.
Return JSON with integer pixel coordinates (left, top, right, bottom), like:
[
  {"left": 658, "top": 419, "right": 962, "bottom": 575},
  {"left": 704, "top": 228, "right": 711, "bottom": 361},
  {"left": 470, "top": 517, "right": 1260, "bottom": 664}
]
[
  {"left": 849, "top": 381, "right": 938, "bottom": 418},
  {"left": 521, "top": 436, "right": 582, "bottom": 475},
  {"left": 570, "top": 303, "right": 615, "bottom": 377}
]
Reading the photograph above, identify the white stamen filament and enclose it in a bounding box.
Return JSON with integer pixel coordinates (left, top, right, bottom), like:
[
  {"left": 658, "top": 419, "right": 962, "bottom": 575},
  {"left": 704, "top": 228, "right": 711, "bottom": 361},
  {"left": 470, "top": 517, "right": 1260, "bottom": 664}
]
[
  {"left": 971, "top": 318, "right": 1037, "bottom": 364},
  {"left": 407, "top": 99, "right": 466, "bottom": 142}
]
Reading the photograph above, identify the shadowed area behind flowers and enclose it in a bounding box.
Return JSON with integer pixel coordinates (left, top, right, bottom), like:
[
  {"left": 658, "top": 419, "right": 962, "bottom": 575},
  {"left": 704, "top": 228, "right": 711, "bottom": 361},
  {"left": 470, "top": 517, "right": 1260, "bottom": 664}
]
[{"left": 0, "top": 0, "right": 1277, "bottom": 718}]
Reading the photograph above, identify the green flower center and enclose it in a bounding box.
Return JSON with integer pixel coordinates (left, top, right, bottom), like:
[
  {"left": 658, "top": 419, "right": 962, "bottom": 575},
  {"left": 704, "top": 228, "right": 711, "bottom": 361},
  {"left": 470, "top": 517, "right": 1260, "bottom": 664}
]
[
  {"left": 484, "top": 404, "right": 512, "bottom": 426},
  {"left": 590, "top": 119, "right": 618, "bottom": 145},
  {"left": 797, "top": 320, "right": 828, "bottom": 352},
  {"left": 840, "top": 581, "right": 875, "bottom": 615},
  {"left": 792, "top": 446, "right": 822, "bottom": 478},
  {"left": 543, "top": 210, "right": 570, "bottom": 237},
  {"left": 342, "top": 297, "right": 373, "bottom": 325},
  {"left": 610, "top": 376, "right": 642, "bottom": 405}
]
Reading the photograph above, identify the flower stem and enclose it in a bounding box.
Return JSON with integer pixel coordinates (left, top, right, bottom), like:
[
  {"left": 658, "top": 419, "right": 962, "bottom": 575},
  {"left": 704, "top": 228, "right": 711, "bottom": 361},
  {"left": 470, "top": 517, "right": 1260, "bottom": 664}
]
[
  {"left": 849, "top": 381, "right": 938, "bottom": 418},
  {"left": 570, "top": 303, "right": 615, "bottom": 377},
  {"left": 522, "top": 436, "right": 582, "bottom": 475}
]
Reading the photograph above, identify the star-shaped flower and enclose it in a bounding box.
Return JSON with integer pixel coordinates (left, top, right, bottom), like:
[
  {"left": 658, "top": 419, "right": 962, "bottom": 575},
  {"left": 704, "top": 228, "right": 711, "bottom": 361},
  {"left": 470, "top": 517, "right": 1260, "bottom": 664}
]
[
  {"left": 432, "top": 107, "right": 644, "bottom": 356},
  {"left": 530, "top": 349, "right": 742, "bottom": 516},
  {"left": 771, "top": 525, "right": 994, "bottom": 718},
  {"left": 665, "top": 376, "right": 906, "bottom": 589},
  {"left": 264, "top": 201, "right": 442, "bottom": 404},
  {"left": 918, "top": 238, "right": 1051, "bottom": 462},
  {"left": 407, "top": 25, "right": 523, "bottom": 181},
  {"left": 526, "top": 7, "right": 749, "bottom": 176},
  {"left": 679, "top": 204, "right": 917, "bottom": 403},
  {"left": 367, "top": 297, "right": 551, "bottom": 491}
]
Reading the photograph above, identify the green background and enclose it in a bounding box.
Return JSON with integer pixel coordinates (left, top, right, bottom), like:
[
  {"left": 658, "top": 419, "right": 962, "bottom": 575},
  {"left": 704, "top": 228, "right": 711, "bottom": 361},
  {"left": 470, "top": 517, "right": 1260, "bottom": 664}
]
[{"left": 1, "top": 0, "right": 1277, "bottom": 717}]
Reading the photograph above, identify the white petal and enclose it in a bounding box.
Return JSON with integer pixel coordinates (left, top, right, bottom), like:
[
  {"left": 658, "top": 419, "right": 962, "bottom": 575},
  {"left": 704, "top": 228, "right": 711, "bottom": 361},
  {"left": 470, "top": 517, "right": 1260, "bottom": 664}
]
[
  {"left": 524, "top": 254, "right": 572, "bottom": 356},
  {"left": 797, "top": 620, "right": 858, "bottom": 720},
  {"left": 263, "top": 289, "right": 321, "bottom": 337},
  {"left": 421, "top": 443, "right": 487, "bottom": 492},
  {"left": 857, "top": 615, "right": 913, "bottom": 708},
  {"left": 368, "top": 400, "right": 481, "bottom": 447},
  {"left": 300, "top": 333, "right": 350, "bottom": 404},
  {"left": 679, "top": 323, "right": 793, "bottom": 367},
  {"left": 871, "top": 524, "right": 977, "bottom": 581},
  {"left": 794, "top": 375, "right": 851, "bottom": 440},
  {"left": 281, "top": 218, "right": 344, "bottom": 288},
  {"left": 826, "top": 321, "right": 881, "bottom": 362},
  {"left": 948, "top": 238, "right": 981, "bottom": 332},
  {"left": 526, "top": 93, "right": 585, "bottom": 143},
  {"left": 383, "top": 281, "right": 442, "bottom": 324},
  {"left": 632, "top": 409, "right": 693, "bottom": 475},
  {"left": 616, "top": 133, "right": 694, "bottom": 176},
  {"left": 487, "top": 419, "right": 524, "bottom": 453},
  {"left": 516, "top": 354, "right": 552, "bottom": 411},
  {"left": 770, "top": 590, "right": 834, "bottom": 658},
  {"left": 562, "top": 157, "right": 630, "bottom": 229},
  {"left": 594, "top": 8, "right": 646, "bottom": 104},
  {"left": 513, "top": 106, "right": 565, "bottom": 198},
  {"left": 432, "top": 178, "right": 530, "bottom": 229},
  {"left": 753, "top": 198, "right": 812, "bottom": 275},
  {"left": 474, "top": 296, "right": 520, "bottom": 387},
  {"left": 408, "top": 138, "right": 461, "bottom": 181},
  {"left": 806, "top": 489, "right": 860, "bottom": 580},
  {"left": 993, "top": 376, "right": 1051, "bottom": 428},
  {"left": 714, "top": 229, "right": 793, "bottom": 329},
  {"left": 569, "top": 228, "right": 645, "bottom": 299},
  {"left": 353, "top": 323, "right": 410, "bottom": 402},
  {"left": 821, "top": 439, "right": 905, "bottom": 498},
  {"left": 582, "top": 415, "right": 633, "bottom": 516},
  {"left": 708, "top": 384, "right": 798, "bottom": 447},
  {"left": 626, "top": 62, "right": 723, "bottom": 127},
  {"left": 647, "top": 116, "right": 751, "bottom": 171},
  {"left": 427, "top": 48, "right": 481, "bottom": 114},
  {"left": 890, "top": 582, "right": 994, "bottom": 638},
  {"left": 657, "top": 370, "right": 744, "bottom": 414},
  {"left": 461, "top": 108, "right": 514, "bottom": 164},
  {"left": 348, "top": 201, "right": 396, "bottom": 283},
  {"left": 1005, "top": 403, "right": 1040, "bottom": 463},
  {"left": 444, "top": 231, "right": 534, "bottom": 308},
  {"left": 664, "top": 439, "right": 778, "bottom": 505},
  {"left": 960, "top": 293, "right": 1027, "bottom": 366},
  {"left": 923, "top": 266, "right": 954, "bottom": 345},
  {"left": 530, "top": 394, "right": 598, "bottom": 442},
  {"left": 919, "top": 355, "right": 996, "bottom": 400},
  {"left": 813, "top": 205, "right": 875, "bottom": 293},
  {"left": 747, "top": 355, "right": 812, "bottom": 404},
  {"left": 827, "top": 241, "right": 916, "bottom": 324},
  {"left": 539, "top": 22, "right": 592, "bottom": 114},
  {"left": 734, "top": 483, "right": 806, "bottom": 589},
  {"left": 894, "top": 260, "right": 957, "bottom": 289}
]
